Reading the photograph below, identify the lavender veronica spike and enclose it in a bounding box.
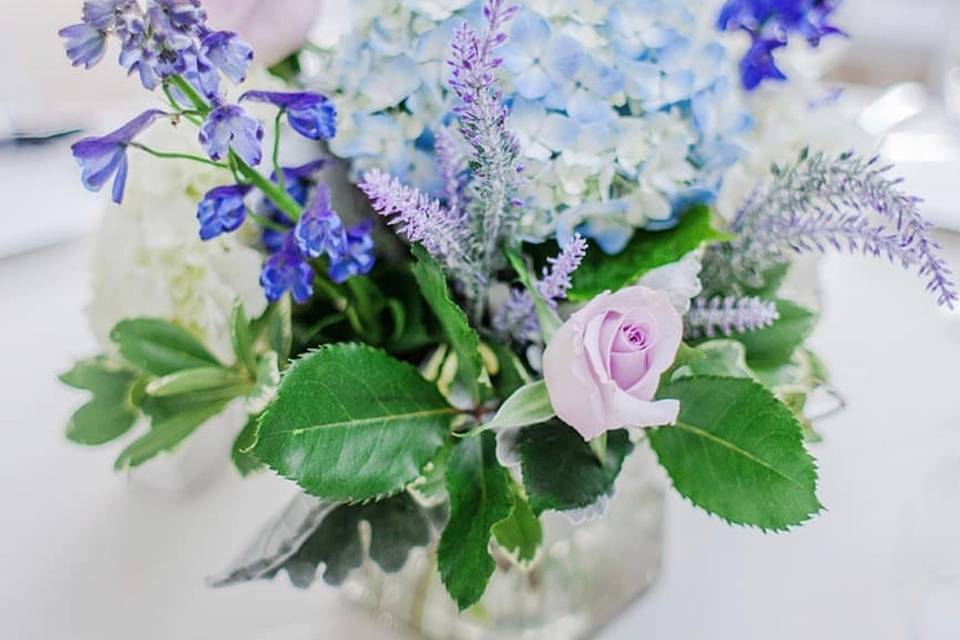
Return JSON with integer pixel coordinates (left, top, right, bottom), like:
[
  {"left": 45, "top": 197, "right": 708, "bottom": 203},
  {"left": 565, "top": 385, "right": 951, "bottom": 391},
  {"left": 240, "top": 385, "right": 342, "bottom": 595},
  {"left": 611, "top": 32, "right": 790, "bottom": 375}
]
[
  {"left": 448, "top": 0, "right": 521, "bottom": 277},
  {"left": 359, "top": 169, "right": 474, "bottom": 277},
  {"left": 494, "top": 235, "right": 588, "bottom": 344},
  {"left": 706, "top": 149, "right": 958, "bottom": 308},
  {"left": 685, "top": 296, "right": 780, "bottom": 338},
  {"left": 434, "top": 126, "right": 466, "bottom": 214}
]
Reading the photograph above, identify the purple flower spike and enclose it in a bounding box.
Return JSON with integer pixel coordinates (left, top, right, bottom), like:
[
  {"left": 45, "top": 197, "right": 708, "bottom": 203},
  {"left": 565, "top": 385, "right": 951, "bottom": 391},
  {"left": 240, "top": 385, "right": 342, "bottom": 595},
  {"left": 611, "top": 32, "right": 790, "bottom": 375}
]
[
  {"left": 59, "top": 22, "right": 108, "bottom": 69},
  {"left": 329, "top": 221, "right": 377, "bottom": 284},
  {"left": 260, "top": 236, "right": 315, "bottom": 304},
  {"left": 197, "top": 184, "right": 252, "bottom": 240},
  {"left": 201, "top": 31, "right": 254, "bottom": 85},
  {"left": 293, "top": 186, "right": 347, "bottom": 259},
  {"left": 240, "top": 91, "right": 337, "bottom": 141},
  {"left": 199, "top": 104, "right": 264, "bottom": 166},
  {"left": 70, "top": 109, "right": 167, "bottom": 203}
]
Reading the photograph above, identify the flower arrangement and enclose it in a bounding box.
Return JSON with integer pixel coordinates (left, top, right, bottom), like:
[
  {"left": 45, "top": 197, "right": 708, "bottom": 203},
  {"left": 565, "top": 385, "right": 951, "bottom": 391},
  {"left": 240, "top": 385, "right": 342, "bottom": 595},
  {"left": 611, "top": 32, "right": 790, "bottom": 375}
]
[{"left": 59, "top": 0, "right": 955, "bottom": 618}]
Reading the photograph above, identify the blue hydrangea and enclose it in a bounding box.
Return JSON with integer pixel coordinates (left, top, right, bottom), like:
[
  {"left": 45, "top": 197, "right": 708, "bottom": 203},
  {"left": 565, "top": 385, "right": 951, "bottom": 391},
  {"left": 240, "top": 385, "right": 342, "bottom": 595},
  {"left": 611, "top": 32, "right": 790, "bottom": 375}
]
[{"left": 305, "top": 0, "right": 753, "bottom": 253}]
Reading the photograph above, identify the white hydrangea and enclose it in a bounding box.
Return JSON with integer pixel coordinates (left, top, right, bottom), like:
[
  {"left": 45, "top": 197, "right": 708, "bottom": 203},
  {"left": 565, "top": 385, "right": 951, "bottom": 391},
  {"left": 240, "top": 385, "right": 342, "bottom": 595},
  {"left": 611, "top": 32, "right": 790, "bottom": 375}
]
[
  {"left": 87, "top": 118, "right": 268, "bottom": 362},
  {"left": 85, "top": 70, "right": 295, "bottom": 360}
]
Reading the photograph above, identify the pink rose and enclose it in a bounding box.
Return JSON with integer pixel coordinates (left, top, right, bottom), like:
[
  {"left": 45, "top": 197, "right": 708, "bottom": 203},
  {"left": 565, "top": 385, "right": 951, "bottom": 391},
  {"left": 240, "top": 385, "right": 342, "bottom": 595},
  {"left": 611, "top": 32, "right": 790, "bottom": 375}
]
[
  {"left": 203, "top": 0, "right": 324, "bottom": 65},
  {"left": 542, "top": 286, "right": 683, "bottom": 441}
]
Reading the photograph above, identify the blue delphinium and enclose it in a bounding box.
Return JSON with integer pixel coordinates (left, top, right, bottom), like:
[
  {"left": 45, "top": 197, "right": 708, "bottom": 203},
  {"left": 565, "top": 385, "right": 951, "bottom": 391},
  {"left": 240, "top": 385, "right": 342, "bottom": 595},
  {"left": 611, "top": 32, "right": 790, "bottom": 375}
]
[
  {"left": 260, "top": 235, "right": 316, "bottom": 304},
  {"left": 329, "top": 222, "right": 377, "bottom": 284},
  {"left": 241, "top": 91, "right": 338, "bottom": 141},
  {"left": 294, "top": 187, "right": 346, "bottom": 259},
  {"left": 196, "top": 184, "right": 251, "bottom": 240},
  {"left": 717, "top": 0, "right": 844, "bottom": 90},
  {"left": 70, "top": 108, "right": 167, "bottom": 203},
  {"left": 198, "top": 104, "right": 264, "bottom": 165},
  {"left": 61, "top": 1, "right": 375, "bottom": 305}
]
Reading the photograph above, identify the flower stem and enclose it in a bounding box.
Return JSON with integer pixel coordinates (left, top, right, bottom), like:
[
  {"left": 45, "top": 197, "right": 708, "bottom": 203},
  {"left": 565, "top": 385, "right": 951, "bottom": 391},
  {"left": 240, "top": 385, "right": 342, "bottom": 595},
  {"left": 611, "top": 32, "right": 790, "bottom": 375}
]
[
  {"left": 232, "top": 152, "right": 303, "bottom": 221},
  {"left": 130, "top": 143, "right": 229, "bottom": 169},
  {"left": 246, "top": 209, "right": 290, "bottom": 232},
  {"left": 589, "top": 433, "right": 607, "bottom": 464},
  {"left": 169, "top": 75, "right": 211, "bottom": 116},
  {"left": 273, "top": 110, "right": 286, "bottom": 191}
]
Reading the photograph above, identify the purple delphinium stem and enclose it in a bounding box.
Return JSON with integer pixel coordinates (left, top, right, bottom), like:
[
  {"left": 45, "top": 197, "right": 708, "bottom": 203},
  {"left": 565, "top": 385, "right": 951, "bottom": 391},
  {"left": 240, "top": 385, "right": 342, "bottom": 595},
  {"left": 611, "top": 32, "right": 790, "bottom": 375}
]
[
  {"left": 712, "top": 149, "right": 958, "bottom": 308},
  {"left": 448, "top": 0, "right": 521, "bottom": 316},
  {"left": 685, "top": 296, "right": 780, "bottom": 339},
  {"left": 434, "top": 125, "right": 466, "bottom": 215}
]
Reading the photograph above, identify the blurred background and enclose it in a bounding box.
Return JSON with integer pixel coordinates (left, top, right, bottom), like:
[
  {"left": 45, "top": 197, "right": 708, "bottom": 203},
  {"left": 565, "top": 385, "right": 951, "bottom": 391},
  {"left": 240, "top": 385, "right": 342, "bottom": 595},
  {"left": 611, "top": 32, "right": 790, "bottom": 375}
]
[{"left": 1, "top": 1, "right": 959, "bottom": 639}]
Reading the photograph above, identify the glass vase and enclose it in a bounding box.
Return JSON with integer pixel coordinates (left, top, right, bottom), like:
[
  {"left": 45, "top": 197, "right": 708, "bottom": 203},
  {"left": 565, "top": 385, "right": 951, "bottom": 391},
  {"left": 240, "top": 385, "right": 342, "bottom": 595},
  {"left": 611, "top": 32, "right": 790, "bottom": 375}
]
[{"left": 342, "top": 443, "right": 665, "bottom": 640}]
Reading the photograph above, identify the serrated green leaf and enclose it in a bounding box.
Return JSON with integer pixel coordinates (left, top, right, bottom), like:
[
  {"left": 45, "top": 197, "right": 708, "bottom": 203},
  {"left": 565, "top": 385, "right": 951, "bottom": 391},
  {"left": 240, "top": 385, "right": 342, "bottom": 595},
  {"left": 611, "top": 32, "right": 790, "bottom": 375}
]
[
  {"left": 60, "top": 358, "right": 140, "bottom": 445},
  {"left": 232, "top": 414, "right": 264, "bottom": 477},
  {"left": 438, "top": 432, "right": 514, "bottom": 611},
  {"left": 492, "top": 484, "right": 542, "bottom": 567},
  {"left": 733, "top": 299, "right": 817, "bottom": 369},
  {"left": 231, "top": 300, "right": 258, "bottom": 376},
  {"left": 115, "top": 386, "right": 242, "bottom": 470},
  {"left": 504, "top": 248, "right": 562, "bottom": 343},
  {"left": 111, "top": 318, "right": 221, "bottom": 376},
  {"left": 411, "top": 245, "right": 488, "bottom": 402},
  {"left": 569, "top": 205, "right": 727, "bottom": 301},
  {"left": 516, "top": 422, "right": 633, "bottom": 515},
  {"left": 145, "top": 367, "right": 245, "bottom": 397},
  {"left": 475, "top": 381, "right": 555, "bottom": 435},
  {"left": 255, "top": 343, "right": 456, "bottom": 502},
  {"left": 649, "top": 376, "right": 821, "bottom": 531},
  {"left": 211, "top": 493, "right": 433, "bottom": 589}
]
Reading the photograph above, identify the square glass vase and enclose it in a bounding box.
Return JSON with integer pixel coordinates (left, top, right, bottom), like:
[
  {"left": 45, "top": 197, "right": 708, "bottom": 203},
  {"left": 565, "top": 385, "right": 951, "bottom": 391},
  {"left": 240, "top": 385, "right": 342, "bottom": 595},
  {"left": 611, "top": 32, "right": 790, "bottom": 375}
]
[{"left": 341, "top": 444, "right": 665, "bottom": 640}]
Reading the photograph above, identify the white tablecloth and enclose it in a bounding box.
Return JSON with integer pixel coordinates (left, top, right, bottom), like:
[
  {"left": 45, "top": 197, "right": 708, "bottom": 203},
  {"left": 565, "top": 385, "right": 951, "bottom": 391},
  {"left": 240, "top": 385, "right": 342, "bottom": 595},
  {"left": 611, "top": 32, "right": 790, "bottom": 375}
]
[{"left": 3, "top": 234, "right": 960, "bottom": 640}]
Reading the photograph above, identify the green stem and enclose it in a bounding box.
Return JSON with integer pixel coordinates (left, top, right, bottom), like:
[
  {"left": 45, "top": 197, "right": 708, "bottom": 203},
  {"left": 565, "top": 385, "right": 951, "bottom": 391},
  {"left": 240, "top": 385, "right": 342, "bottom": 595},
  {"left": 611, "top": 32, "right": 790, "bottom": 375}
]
[
  {"left": 246, "top": 209, "right": 290, "bottom": 232},
  {"left": 169, "top": 74, "right": 302, "bottom": 221},
  {"left": 589, "top": 433, "right": 608, "bottom": 464},
  {"left": 232, "top": 153, "right": 303, "bottom": 221},
  {"left": 273, "top": 110, "right": 286, "bottom": 191},
  {"left": 130, "top": 143, "right": 229, "bottom": 169},
  {"left": 170, "top": 75, "right": 211, "bottom": 116}
]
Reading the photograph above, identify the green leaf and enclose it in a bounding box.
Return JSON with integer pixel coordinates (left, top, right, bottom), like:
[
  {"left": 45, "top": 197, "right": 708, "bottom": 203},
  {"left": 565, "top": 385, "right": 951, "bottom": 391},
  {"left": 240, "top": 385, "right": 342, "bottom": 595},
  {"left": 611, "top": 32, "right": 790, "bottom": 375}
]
[
  {"left": 111, "top": 318, "right": 221, "bottom": 376},
  {"left": 210, "top": 493, "right": 434, "bottom": 589},
  {"left": 492, "top": 484, "right": 543, "bottom": 566},
  {"left": 411, "top": 245, "right": 488, "bottom": 402},
  {"left": 649, "top": 377, "right": 821, "bottom": 531},
  {"left": 672, "top": 340, "right": 755, "bottom": 381},
  {"left": 438, "top": 432, "right": 514, "bottom": 611},
  {"left": 504, "top": 248, "right": 562, "bottom": 343},
  {"left": 231, "top": 300, "right": 258, "bottom": 376},
  {"left": 60, "top": 358, "right": 140, "bottom": 445},
  {"left": 475, "top": 381, "right": 554, "bottom": 435},
  {"left": 569, "top": 204, "right": 728, "bottom": 301},
  {"left": 232, "top": 414, "right": 263, "bottom": 477},
  {"left": 245, "top": 351, "right": 280, "bottom": 414},
  {"left": 255, "top": 343, "right": 456, "bottom": 502},
  {"left": 145, "top": 367, "right": 245, "bottom": 397},
  {"left": 733, "top": 299, "right": 816, "bottom": 369},
  {"left": 252, "top": 299, "right": 293, "bottom": 364},
  {"left": 115, "top": 386, "right": 242, "bottom": 470},
  {"left": 516, "top": 423, "right": 633, "bottom": 515},
  {"left": 489, "top": 342, "right": 533, "bottom": 398}
]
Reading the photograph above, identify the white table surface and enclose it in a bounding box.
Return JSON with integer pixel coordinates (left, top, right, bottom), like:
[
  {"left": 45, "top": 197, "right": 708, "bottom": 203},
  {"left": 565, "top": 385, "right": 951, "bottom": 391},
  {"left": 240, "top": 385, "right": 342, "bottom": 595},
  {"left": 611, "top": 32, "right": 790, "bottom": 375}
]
[{"left": 3, "top": 231, "right": 960, "bottom": 640}]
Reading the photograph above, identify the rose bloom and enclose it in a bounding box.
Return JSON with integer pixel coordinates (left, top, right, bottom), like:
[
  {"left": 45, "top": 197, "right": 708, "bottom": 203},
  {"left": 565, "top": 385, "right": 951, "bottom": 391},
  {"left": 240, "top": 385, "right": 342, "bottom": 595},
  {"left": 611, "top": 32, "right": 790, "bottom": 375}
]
[
  {"left": 203, "top": 0, "right": 324, "bottom": 65},
  {"left": 542, "top": 286, "right": 683, "bottom": 441}
]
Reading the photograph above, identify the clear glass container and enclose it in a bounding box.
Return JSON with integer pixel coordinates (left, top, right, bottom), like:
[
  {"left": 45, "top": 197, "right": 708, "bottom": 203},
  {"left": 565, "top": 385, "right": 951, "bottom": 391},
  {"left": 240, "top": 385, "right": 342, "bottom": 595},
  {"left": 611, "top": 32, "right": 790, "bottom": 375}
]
[{"left": 342, "top": 443, "right": 665, "bottom": 640}]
